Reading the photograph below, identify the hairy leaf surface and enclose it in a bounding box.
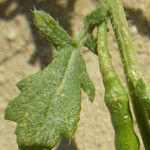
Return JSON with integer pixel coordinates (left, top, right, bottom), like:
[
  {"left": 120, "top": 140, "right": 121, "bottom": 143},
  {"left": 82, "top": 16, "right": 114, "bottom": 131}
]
[{"left": 5, "top": 46, "right": 95, "bottom": 149}]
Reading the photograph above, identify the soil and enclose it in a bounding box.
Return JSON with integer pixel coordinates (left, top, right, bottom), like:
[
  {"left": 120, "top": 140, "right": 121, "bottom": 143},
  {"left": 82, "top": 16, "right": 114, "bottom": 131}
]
[{"left": 0, "top": 0, "right": 150, "bottom": 150}]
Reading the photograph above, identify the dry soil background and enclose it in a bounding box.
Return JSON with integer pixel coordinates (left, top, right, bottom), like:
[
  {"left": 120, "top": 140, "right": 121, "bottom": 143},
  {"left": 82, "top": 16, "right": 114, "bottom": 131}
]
[{"left": 0, "top": 0, "right": 150, "bottom": 150}]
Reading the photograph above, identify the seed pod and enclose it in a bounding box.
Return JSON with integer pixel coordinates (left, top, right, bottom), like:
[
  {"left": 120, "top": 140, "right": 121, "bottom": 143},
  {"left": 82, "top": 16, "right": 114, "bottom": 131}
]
[
  {"left": 97, "top": 21, "right": 139, "bottom": 150},
  {"left": 108, "top": 0, "right": 150, "bottom": 148}
]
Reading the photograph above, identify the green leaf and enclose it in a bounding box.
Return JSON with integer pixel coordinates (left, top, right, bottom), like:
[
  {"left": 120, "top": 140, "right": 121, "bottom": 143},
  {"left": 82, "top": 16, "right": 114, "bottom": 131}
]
[
  {"left": 5, "top": 46, "right": 95, "bottom": 149},
  {"left": 34, "top": 10, "right": 98, "bottom": 56},
  {"left": 33, "top": 10, "right": 76, "bottom": 50}
]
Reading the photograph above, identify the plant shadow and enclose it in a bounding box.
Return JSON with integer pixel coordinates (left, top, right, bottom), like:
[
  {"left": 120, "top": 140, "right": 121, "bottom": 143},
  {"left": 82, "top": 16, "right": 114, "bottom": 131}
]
[
  {"left": 0, "top": 0, "right": 76, "bottom": 69},
  {"left": 125, "top": 7, "right": 150, "bottom": 38},
  {"left": 56, "top": 138, "right": 78, "bottom": 150}
]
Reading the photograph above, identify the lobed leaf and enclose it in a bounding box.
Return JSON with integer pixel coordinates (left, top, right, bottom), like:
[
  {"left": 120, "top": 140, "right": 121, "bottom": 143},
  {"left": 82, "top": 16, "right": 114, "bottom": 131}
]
[{"left": 5, "top": 46, "right": 95, "bottom": 149}]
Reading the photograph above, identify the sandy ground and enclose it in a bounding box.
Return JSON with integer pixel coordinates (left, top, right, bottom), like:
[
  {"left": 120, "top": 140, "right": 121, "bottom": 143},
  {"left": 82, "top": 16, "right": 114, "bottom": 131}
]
[{"left": 0, "top": 0, "right": 150, "bottom": 150}]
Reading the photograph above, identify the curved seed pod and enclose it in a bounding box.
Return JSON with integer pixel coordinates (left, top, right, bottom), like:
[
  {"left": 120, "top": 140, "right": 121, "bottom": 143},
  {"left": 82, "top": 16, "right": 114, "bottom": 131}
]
[
  {"left": 108, "top": 0, "right": 150, "bottom": 148},
  {"left": 97, "top": 21, "right": 139, "bottom": 150}
]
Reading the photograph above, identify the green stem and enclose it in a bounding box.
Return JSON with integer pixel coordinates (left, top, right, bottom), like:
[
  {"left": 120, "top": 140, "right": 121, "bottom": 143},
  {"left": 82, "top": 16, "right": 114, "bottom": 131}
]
[
  {"left": 77, "top": 0, "right": 108, "bottom": 48},
  {"left": 97, "top": 20, "right": 139, "bottom": 150},
  {"left": 76, "top": 27, "right": 90, "bottom": 48},
  {"left": 84, "top": 0, "right": 107, "bottom": 30},
  {"left": 108, "top": 0, "right": 150, "bottom": 149},
  {"left": 84, "top": 34, "right": 97, "bottom": 54}
]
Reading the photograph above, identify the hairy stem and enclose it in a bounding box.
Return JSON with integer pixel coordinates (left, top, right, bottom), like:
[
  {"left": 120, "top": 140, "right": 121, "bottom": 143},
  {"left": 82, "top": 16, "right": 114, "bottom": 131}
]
[
  {"left": 108, "top": 0, "right": 150, "bottom": 148},
  {"left": 97, "top": 20, "right": 139, "bottom": 150},
  {"left": 76, "top": 27, "right": 90, "bottom": 48}
]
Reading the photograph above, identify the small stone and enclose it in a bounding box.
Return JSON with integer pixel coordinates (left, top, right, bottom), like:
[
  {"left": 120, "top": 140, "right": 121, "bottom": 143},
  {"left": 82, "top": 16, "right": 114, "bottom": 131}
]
[
  {"left": 131, "top": 25, "right": 138, "bottom": 34},
  {"left": 0, "top": 74, "right": 5, "bottom": 83},
  {"left": 0, "top": 66, "right": 4, "bottom": 72},
  {"left": 6, "top": 30, "right": 17, "bottom": 41}
]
